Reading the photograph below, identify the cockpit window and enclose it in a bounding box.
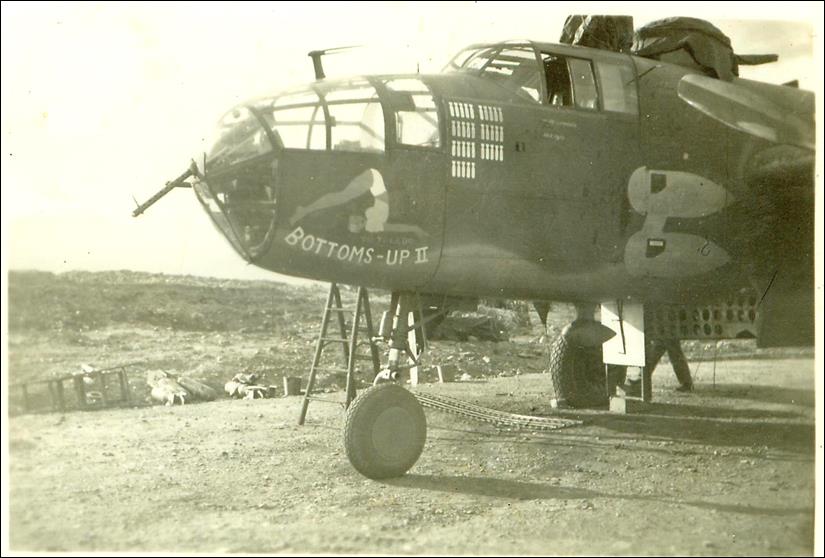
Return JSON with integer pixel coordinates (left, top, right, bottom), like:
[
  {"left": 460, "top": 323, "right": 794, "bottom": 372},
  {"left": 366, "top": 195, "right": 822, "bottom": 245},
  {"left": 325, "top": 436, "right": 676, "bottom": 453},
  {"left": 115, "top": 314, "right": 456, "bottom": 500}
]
[
  {"left": 568, "top": 58, "right": 598, "bottom": 109},
  {"left": 595, "top": 60, "right": 638, "bottom": 114},
  {"left": 253, "top": 84, "right": 387, "bottom": 153},
  {"left": 384, "top": 78, "right": 430, "bottom": 93},
  {"left": 484, "top": 48, "right": 542, "bottom": 102},
  {"left": 324, "top": 82, "right": 376, "bottom": 102},
  {"left": 273, "top": 91, "right": 319, "bottom": 109},
  {"left": 396, "top": 111, "right": 439, "bottom": 147},
  {"left": 542, "top": 53, "right": 599, "bottom": 110},
  {"left": 270, "top": 105, "right": 326, "bottom": 150},
  {"left": 257, "top": 91, "right": 326, "bottom": 150},
  {"left": 384, "top": 78, "right": 441, "bottom": 148},
  {"left": 443, "top": 46, "right": 497, "bottom": 72},
  {"left": 328, "top": 100, "right": 385, "bottom": 152},
  {"left": 444, "top": 44, "right": 542, "bottom": 103}
]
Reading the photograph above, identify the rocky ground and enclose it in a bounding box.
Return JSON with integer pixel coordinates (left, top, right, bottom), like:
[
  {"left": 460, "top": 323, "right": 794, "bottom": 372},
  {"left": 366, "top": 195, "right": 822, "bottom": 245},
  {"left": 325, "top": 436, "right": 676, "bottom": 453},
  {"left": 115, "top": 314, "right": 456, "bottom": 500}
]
[{"left": 5, "top": 270, "right": 818, "bottom": 554}]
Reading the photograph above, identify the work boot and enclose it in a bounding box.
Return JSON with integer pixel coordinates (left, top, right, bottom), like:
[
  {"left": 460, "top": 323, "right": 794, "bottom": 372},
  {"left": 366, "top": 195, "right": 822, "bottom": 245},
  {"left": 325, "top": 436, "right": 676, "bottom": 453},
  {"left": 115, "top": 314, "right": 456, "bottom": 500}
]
[{"left": 675, "top": 382, "right": 694, "bottom": 393}]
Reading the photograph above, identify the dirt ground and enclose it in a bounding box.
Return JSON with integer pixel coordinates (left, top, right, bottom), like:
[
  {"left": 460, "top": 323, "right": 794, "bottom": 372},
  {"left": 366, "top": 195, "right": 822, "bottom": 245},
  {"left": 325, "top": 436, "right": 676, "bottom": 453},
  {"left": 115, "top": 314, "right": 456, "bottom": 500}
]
[{"left": 8, "top": 357, "right": 815, "bottom": 555}]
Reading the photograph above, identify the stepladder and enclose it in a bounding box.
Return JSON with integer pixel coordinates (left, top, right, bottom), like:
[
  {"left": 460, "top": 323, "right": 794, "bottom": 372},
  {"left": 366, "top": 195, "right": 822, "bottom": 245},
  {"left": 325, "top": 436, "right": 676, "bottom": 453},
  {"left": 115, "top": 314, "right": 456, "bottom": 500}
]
[{"left": 297, "top": 283, "right": 381, "bottom": 425}]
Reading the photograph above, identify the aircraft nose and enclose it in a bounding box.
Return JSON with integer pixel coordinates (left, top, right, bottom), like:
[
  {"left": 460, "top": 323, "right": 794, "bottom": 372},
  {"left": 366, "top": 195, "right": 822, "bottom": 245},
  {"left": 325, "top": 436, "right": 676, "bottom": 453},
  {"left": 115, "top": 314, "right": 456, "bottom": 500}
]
[{"left": 193, "top": 106, "right": 280, "bottom": 261}]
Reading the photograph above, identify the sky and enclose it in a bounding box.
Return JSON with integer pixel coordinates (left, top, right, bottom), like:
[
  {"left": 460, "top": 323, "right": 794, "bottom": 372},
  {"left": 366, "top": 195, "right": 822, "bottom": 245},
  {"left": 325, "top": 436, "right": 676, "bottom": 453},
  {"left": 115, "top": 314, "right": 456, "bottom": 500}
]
[{"left": 1, "top": 1, "right": 822, "bottom": 282}]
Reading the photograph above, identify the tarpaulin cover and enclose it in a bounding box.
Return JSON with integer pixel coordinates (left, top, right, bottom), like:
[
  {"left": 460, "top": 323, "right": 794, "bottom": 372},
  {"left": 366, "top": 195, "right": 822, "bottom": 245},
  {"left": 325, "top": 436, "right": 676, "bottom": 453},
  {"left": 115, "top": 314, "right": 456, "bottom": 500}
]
[
  {"left": 560, "top": 15, "right": 634, "bottom": 53},
  {"left": 631, "top": 17, "right": 739, "bottom": 80}
]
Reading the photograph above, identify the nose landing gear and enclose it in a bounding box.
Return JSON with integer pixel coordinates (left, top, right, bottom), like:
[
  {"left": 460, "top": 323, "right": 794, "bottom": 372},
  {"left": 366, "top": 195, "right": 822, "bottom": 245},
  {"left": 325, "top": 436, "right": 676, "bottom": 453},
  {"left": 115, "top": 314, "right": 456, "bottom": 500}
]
[
  {"left": 344, "top": 383, "right": 427, "bottom": 479},
  {"left": 343, "top": 291, "right": 440, "bottom": 479}
]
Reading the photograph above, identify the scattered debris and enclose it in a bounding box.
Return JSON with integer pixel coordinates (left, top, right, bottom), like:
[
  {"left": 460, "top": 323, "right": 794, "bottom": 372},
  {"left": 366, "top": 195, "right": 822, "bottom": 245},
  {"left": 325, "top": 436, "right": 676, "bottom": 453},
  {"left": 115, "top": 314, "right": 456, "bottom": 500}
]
[
  {"left": 147, "top": 370, "right": 217, "bottom": 405},
  {"left": 225, "top": 373, "right": 272, "bottom": 399},
  {"left": 177, "top": 376, "right": 218, "bottom": 402},
  {"left": 147, "top": 370, "right": 189, "bottom": 405}
]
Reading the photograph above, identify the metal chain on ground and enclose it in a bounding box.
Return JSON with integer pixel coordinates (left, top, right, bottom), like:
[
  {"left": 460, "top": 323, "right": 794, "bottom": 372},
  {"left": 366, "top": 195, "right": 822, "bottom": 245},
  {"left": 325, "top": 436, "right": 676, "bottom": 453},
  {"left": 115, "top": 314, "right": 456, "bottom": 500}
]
[{"left": 414, "top": 391, "right": 583, "bottom": 431}]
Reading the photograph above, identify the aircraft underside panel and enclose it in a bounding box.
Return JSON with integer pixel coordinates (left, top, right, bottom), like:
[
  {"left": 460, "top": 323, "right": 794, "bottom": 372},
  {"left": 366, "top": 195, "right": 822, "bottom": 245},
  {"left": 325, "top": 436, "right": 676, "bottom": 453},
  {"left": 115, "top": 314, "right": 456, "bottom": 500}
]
[{"left": 646, "top": 294, "right": 758, "bottom": 341}]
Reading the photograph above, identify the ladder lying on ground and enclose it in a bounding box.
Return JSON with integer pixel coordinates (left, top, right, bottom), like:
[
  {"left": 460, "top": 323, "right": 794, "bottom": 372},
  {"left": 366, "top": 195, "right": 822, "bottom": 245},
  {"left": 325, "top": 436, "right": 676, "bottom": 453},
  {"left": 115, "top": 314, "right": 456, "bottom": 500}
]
[{"left": 298, "top": 283, "right": 381, "bottom": 425}]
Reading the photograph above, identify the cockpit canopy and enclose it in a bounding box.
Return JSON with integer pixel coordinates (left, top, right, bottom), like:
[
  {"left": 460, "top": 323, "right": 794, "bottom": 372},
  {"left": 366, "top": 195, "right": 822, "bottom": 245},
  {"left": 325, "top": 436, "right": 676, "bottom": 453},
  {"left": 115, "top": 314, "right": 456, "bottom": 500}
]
[
  {"left": 206, "top": 77, "right": 442, "bottom": 172},
  {"left": 444, "top": 41, "right": 637, "bottom": 114},
  {"left": 443, "top": 42, "right": 545, "bottom": 103}
]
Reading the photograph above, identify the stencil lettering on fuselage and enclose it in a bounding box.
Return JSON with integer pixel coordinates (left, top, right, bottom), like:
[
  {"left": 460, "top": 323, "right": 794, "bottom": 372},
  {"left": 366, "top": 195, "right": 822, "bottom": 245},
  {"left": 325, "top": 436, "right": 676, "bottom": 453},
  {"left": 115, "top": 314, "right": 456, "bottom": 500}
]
[
  {"left": 285, "top": 168, "right": 430, "bottom": 266},
  {"left": 624, "top": 167, "right": 733, "bottom": 277}
]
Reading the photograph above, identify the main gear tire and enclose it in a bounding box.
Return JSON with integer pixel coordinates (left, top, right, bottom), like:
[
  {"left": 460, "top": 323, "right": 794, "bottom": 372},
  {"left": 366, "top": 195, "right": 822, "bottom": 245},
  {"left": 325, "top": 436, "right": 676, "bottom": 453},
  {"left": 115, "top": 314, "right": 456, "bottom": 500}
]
[{"left": 548, "top": 334, "right": 608, "bottom": 408}]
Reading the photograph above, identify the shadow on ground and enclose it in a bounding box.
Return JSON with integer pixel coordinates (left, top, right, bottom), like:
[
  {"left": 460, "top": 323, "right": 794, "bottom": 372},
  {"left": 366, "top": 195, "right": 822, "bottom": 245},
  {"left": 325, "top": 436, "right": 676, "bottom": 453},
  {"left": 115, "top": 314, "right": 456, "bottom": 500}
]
[
  {"left": 385, "top": 475, "right": 814, "bottom": 517},
  {"left": 692, "top": 384, "right": 814, "bottom": 407}
]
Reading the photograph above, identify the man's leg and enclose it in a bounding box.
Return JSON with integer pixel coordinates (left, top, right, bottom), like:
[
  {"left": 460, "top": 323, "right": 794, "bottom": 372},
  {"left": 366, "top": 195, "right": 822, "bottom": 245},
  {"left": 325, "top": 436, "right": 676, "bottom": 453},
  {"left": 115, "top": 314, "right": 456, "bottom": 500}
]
[{"left": 665, "top": 339, "right": 693, "bottom": 391}]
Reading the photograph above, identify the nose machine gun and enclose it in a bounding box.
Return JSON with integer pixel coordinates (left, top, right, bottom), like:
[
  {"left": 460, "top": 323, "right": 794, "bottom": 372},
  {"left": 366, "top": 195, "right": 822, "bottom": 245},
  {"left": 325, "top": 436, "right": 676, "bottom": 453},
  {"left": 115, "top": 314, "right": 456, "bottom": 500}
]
[{"left": 132, "top": 160, "right": 201, "bottom": 217}]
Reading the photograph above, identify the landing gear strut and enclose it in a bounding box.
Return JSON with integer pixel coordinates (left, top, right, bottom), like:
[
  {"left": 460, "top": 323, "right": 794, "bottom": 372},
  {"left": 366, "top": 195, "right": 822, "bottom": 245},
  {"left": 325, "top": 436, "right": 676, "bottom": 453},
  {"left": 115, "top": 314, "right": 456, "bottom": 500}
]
[{"left": 343, "top": 292, "right": 440, "bottom": 479}]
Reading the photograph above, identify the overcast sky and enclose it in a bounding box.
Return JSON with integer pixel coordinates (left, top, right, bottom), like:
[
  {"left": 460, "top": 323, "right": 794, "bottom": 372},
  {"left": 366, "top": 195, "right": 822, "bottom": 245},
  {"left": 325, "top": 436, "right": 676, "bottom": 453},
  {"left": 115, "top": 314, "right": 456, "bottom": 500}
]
[{"left": 2, "top": 1, "right": 821, "bottom": 282}]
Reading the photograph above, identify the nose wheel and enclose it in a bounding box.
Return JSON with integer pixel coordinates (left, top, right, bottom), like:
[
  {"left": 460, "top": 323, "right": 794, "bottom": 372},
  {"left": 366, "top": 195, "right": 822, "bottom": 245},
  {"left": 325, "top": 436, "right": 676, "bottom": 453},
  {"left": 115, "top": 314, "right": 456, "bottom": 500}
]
[{"left": 343, "top": 383, "right": 426, "bottom": 479}]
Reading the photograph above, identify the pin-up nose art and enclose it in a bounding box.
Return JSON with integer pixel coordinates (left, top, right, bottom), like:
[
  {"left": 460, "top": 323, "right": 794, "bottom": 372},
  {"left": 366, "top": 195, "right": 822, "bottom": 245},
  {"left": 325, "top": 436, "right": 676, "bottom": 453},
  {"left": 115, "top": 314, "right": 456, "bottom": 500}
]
[{"left": 290, "top": 168, "right": 427, "bottom": 238}]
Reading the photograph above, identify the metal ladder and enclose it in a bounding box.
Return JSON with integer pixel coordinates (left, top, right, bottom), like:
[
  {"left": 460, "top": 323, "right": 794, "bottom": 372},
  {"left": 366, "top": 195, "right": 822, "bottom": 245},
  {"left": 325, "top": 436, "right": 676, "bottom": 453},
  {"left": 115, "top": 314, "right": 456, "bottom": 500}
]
[{"left": 297, "top": 283, "right": 382, "bottom": 425}]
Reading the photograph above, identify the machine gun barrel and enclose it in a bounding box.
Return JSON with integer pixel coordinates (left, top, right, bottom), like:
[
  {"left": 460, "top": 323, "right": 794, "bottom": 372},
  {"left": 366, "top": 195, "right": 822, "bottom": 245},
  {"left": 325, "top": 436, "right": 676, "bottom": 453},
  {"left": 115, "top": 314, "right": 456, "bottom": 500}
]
[{"left": 132, "top": 163, "right": 197, "bottom": 217}]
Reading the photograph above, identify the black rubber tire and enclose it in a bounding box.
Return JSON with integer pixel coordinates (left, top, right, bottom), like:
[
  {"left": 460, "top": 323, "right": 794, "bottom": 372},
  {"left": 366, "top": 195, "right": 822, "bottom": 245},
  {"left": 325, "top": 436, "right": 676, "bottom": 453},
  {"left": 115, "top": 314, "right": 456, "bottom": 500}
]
[
  {"left": 548, "top": 334, "right": 608, "bottom": 408},
  {"left": 343, "top": 383, "right": 426, "bottom": 479}
]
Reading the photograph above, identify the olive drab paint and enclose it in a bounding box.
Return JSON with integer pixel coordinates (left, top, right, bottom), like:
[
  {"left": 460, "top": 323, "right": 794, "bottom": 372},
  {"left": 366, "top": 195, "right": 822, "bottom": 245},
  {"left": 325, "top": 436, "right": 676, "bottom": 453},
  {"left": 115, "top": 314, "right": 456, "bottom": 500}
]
[{"left": 186, "top": 38, "right": 813, "bottom": 344}]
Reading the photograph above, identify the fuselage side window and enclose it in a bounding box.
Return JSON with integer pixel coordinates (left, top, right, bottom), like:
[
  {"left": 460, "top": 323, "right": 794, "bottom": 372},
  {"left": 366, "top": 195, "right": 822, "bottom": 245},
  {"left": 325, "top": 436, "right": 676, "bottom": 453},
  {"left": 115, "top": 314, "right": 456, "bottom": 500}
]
[
  {"left": 542, "top": 53, "right": 573, "bottom": 107},
  {"left": 595, "top": 59, "right": 639, "bottom": 115},
  {"left": 541, "top": 53, "right": 599, "bottom": 111},
  {"left": 568, "top": 58, "right": 598, "bottom": 110}
]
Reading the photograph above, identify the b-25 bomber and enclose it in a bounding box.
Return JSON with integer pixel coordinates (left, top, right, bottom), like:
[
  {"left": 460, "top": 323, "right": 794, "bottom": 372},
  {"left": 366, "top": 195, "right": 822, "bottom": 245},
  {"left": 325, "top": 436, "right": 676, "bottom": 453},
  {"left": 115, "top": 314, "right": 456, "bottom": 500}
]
[{"left": 134, "top": 16, "right": 815, "bottom": 479}]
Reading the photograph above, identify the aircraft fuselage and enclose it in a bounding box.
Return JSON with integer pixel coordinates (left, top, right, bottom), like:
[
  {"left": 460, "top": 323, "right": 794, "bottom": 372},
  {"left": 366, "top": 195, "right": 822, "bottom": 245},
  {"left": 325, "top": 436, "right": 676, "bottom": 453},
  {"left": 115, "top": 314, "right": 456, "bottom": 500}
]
[{"left": 194, "top": 40, "right": 814, "bottom": 308}]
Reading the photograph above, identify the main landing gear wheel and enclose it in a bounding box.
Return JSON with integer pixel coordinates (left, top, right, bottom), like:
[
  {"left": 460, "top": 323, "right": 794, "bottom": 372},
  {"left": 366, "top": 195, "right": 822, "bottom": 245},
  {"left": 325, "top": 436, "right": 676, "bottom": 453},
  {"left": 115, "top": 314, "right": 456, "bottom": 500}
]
[
  {"left": 548, "top": 322, "right": 610, "bottom": 409},
  {"left": 343, "top": 383, "right": 427, "bottom": 479}
]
